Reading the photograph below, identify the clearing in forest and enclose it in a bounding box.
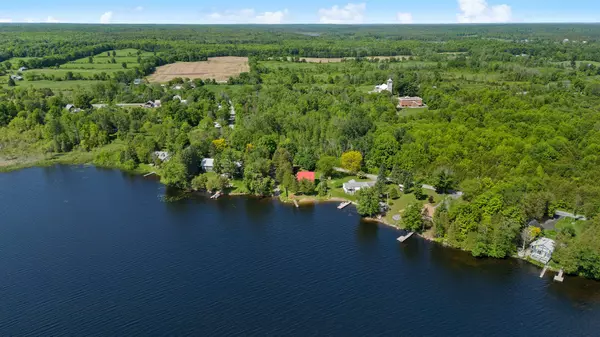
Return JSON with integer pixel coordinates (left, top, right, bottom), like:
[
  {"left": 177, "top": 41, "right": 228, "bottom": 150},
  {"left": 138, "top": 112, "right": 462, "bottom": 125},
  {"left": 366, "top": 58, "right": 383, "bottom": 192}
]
[{"left": 147, "top": 57, "right": 249, "bottom": 83}]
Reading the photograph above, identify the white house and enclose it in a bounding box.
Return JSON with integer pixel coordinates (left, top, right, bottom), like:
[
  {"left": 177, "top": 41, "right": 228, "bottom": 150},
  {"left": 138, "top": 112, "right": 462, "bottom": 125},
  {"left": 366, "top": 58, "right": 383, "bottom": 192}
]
[
  {"left": 153, "top": 151, "right": 170, "bottom": 162},
  {"left": 342, "top": 179, "right": 375, "bottom": 195},
  {"left": 133, "top": 79, "right": 142, "bottom": 85},
  {"left": 370, "top": 78, "right": 393, "bottom": 94},
  {"left": 201, "top": 158, "right": 215, "bottom": 172},
  {"left": 18, "top": 66, "right": 27, "bottom": 72},
  {"left": 529, "top": 238, "right": 556, "bottom": 264},
  {"left": 64, "top": 104, "right": 82, "bottom": 113},
  {"left": 10, "top": 75, "right": 23, "bottom": 81},
  {"left": 173, "top": 95, "right": 188, "bottom": 104}
]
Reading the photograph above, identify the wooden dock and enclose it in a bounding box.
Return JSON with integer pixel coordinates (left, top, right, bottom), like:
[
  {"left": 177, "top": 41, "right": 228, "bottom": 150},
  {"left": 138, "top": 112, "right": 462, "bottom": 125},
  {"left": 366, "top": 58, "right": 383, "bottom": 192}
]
[
  {"left": 210, "top": 191, "right": 222, "bottom": 199},
  {"left": 293, "top": 199, "right": 299, "bottom": 208},
  {"left": 337, "top": 201, "right": 351, "bottom": 209},
  {"left": 554, "top": 269, "right": 565, "bottom": 282},
  {"left": 143, "top": 171, "right": 156, "bottom": 177},
  {"left": 540, "top": 265, "right": 549, "bottom": 278},
  {"left": 397, "top": 232, "right": 414, "bottom": 243}
]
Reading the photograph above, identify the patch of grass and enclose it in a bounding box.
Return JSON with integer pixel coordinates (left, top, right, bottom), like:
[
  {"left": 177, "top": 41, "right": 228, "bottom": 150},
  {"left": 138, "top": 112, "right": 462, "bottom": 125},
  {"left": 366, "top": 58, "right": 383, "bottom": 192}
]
[{"left": 554, "top": 218, "right": 588, "bottom": 236}]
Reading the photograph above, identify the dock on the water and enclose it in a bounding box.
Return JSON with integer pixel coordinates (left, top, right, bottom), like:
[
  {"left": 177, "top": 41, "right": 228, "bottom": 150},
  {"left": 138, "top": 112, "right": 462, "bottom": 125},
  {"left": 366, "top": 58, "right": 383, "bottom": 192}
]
[
  {"left": 554, "top": 269, "right": 565, "bottom": 282},
  {"left": 397, "top": 232, "right": 414, "bottom": 243},
  {"left": 293, "top": 199, "right": 299, "bottom": 208},
  {"left": 143, "top": 171, "right": 156, "bottom": 177},
  {"left": 540, "top": 265, "right": 549, "bottom": 278},
  {"left": 337, "top": 201, "right": 351, "bottom": 210},
  {"left": 210, "top": 191, "right": 222, "bottom": 199}
]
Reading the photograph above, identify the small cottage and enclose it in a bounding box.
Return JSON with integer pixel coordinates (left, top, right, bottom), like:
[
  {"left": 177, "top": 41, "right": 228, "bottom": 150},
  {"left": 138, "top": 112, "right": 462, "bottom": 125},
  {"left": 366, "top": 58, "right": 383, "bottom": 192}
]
[
  {"left": 201, "top": 158, "right": 214, "bottom": 172},
  {"left": 296, "top": 171, "right": 316, "bottom": 182},
  {"left": 153, "top": 151, "right": 170, "bottom": 162}
]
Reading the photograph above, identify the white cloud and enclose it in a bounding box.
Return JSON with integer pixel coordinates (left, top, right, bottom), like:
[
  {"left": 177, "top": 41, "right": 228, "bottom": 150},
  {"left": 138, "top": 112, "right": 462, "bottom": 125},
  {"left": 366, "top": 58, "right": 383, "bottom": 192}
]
[
  {"left": 46, "top": 16, "right": 60, "bottom": 23},
  {"left": 0, "top": 18, "right": 12, "bottom": 23},
  {"left": 100, "top": 11, "right": 113, "bottom": 24},
  {"left": 256, "top": 9, "right": 288, "bottom": 24},
  {"left": 457, "top": 0, "right": 512, "bottom": 23},
  {"left": 396, "top": 12, "right": 413, "bottom": 24},
  {"left": 206, "top": 8, "right": 289, "bottom": 24},
  {"left": 318, "top": 3, "right": 366, "bottom": 24},
  {"left": 134, "top": 6, "right": 144, "bottom": 12}
]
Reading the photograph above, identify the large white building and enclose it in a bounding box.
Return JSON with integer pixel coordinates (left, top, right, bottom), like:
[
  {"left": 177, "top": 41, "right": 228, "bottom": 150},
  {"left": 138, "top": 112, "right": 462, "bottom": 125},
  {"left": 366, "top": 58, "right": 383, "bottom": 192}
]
[{"left": 371, "top": 78, "right": 393, "bottom": 94}]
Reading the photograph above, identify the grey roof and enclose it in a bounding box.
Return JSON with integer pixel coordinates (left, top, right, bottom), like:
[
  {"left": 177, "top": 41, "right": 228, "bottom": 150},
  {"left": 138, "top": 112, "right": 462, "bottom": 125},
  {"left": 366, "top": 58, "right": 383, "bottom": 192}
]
[
  {"left": 201, "top": 158, "right": 214, "bottom": 167},
  {"left": 555, "top": 210, "right": 587, "bottom": 221},
  {"left": 343, "top": 179, "right": 375, "bottom": 189}
]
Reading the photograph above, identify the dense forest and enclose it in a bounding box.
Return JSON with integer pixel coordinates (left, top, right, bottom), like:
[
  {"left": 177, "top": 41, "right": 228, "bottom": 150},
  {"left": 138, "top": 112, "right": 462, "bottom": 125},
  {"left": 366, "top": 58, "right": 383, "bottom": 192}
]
[{"left": 1, "top": 24, "right": 600, "bottom": 279}]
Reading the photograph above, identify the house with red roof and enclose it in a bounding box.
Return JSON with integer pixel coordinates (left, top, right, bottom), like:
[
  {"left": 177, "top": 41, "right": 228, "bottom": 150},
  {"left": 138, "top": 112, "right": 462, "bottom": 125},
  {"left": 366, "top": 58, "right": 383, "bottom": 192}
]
[{"left": 296, "top": 171, "right": 316, "bottom": 182}]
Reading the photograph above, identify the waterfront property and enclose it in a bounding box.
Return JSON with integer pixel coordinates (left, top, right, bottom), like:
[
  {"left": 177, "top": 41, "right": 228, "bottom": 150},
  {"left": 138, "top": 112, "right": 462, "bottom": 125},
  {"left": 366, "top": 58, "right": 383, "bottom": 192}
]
[
  {"left": 153, "top": 151, "right": 170, "bottom": 162},
  {"left": 342, "top": 179, "right": 375, "bottom": 195},
  {"left": 296, "top": 171, "right": 316, "bottom": 182},
  {"left": 529, "top": 238, "right": 556, "bottom": 264},
  {"left": 201, "top": 158, "right": 214, "bottom": 172}
]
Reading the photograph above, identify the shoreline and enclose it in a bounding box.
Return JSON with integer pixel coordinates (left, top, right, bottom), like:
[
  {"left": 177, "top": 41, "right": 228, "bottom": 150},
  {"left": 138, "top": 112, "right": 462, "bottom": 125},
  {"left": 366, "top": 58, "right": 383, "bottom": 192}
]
[{"left": 0, "top": 161, "right": 573, "bottom": 280}]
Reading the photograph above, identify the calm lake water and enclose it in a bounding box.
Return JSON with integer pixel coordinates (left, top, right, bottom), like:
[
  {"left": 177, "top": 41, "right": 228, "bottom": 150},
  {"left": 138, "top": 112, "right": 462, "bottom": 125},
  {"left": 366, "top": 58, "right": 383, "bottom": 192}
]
[{"left": 1, "top": 165, "right": 600, "bottom": 336}]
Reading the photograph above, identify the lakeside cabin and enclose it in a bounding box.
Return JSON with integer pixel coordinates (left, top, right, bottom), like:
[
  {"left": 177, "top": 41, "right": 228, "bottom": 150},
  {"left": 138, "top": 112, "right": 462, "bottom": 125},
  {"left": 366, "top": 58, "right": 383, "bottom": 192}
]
[
  {"left": 529, "top": 238, "right": 556, "bottom": 264},
  {"left": 342, "top": 179, "right": 375, "bottom": 195},
  {"left": 153, "top": 151, "right": 170, "bottom": 162},
  {"left": 296, "top": 171, "right": 316, "bottom": 182},
  {"left": 201, "top": 158, "right": 214, "bottom": 172}
]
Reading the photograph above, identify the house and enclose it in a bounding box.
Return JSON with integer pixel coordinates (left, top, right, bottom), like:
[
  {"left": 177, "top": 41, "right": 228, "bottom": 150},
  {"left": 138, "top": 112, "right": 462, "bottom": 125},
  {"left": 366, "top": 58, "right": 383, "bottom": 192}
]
[
  {"left": 342, "top": 179, "right": 375, "bottom": 195},
  {"left": 64, "top": 104, "right": 82, "bottom": 113},
  {"left": 10, "top": 75, "right": 23, "bottom": 81},
  {"left": 173, "top": 95, "right": 188, "bottom": 104},
  {"left": 529, "top": 238, "right": 556, "bottom": 264},
  {"left": 214, "top": 122, "right": 222, "bottom": 128},
  {"left": 18, "top": 67, "right": 27, "bottom": 72},
  {"left": 201, "top": 158, "right": 214, "bottom": 172},
  {"left": 173, "top": 85, "right": 183, "bottom": 90},
  {"left": 297, "top": 171, "right": 316, "bottom": 182},
  {"left": 153, "top": 151, "right": 170, "bottom": 162},
  {"left": 398, "top": 96, "right": 424, "bottom": 108},
  {"left": 143, "top": 100, "right": 162, "bottom": 108},
  {"left": 133, "top": 79, "right": 142, "bottom": 85},
  {"left": 370, "top": 78, "right": 393, "bottom": 94}
]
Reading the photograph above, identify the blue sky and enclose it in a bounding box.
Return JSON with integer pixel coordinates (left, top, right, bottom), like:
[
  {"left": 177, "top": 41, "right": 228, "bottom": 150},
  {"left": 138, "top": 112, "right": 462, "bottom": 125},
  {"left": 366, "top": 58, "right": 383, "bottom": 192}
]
[{"left": 0, "top": 0, "right": 598, "bottom": 24}]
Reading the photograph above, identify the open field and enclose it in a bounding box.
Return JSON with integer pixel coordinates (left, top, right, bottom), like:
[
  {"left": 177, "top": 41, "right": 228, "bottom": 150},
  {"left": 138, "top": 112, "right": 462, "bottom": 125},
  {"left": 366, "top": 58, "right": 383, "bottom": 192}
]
[
  {"left": 4, "top": 49, "right": 151, "bottom": 83},
  {"left": 147, "top": 57, "right": 249, "bottom": 83}
]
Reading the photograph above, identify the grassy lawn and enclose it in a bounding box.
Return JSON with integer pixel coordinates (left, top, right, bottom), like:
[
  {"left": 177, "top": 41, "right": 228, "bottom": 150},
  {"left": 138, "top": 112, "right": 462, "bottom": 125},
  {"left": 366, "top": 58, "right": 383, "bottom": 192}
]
[
  {"left": 554, "top": 217, "right": 588, "bottom": 236},
  {"left": 384, "top": 188, "right": 444, "bottom": 227}
]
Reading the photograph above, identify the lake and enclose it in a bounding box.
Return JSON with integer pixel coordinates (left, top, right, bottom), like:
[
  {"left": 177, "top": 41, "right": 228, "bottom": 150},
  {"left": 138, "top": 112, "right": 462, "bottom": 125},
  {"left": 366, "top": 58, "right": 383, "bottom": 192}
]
[{"left": 1, "top": 165, "right": 599, "bottom": 336}]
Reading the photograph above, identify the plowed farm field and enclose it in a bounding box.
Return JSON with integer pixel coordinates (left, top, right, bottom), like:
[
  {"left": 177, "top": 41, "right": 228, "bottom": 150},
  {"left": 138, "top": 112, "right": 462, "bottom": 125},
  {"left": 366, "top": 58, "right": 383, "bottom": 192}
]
[{"left": 147, "top": 57, "right": 249, "bottom": 82}]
